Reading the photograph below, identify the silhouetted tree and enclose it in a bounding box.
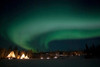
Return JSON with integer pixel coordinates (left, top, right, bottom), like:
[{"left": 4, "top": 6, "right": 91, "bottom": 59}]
[
  {"left": 84, "top": 43, "right": 100, "bottom": 58},
  {"left": 84, "top": 44, "right": 89, "bottom": 54}
]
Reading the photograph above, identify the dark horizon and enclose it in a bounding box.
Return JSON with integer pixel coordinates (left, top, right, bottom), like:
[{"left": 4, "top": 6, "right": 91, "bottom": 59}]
[{"left": 0, "top": 34, "right": 100, "bottom": 52}]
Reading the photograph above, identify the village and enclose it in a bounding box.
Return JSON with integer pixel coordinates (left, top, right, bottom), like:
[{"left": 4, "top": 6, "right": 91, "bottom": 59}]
[
  {"left": 0, "top": 44, "right": 100, "bottom": 60},
  {"left": 0, "top": 47, "right": 85, "bottom": 60}
]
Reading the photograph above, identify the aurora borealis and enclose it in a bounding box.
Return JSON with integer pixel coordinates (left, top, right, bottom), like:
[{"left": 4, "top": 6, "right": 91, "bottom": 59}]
[{"left": 0, "top": 0, "right": 100, "bottom": 52}]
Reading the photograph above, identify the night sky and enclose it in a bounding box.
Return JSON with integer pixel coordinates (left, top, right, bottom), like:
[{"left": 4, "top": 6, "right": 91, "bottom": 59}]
[{"left": 0, "top": 0, "right": 100, "bottom": 52}]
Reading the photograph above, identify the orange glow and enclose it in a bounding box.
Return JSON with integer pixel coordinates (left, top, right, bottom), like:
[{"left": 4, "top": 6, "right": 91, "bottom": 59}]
[
  {"left": 25, "top": 56, "right": 29, "bottom": 59},
  {"left": 7, "top": 51, "right": 16, "bottom": 59},
  {"left": 20, "top": 54, "right": 29, "bottom": 59},
  {"left": 17, "top": 55, "right": 20, "bottom": 59},
  {"left": 20, "top": 54, "right": 25, "bottom": 59}
]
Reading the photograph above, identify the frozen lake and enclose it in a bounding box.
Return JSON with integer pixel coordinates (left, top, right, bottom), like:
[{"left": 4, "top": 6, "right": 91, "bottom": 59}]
[{"left": 0, "top": 56, "right": 100, "bottom": 67}]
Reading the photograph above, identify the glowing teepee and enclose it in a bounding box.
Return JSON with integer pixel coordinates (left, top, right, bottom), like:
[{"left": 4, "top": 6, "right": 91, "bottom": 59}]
[
  {"left": 20, "top": 54, "right": 29, "bottom": 59},
  {"left": 7, "top": 51, "right": 16, "bottom": 59},
  {"left": 25, "top": 56, "right": 29, "bottom": 59}
]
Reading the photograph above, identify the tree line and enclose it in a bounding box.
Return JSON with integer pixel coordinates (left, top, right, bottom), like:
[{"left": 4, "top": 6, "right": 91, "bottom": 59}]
[{"left": 84, "top": 43, "right": 100, "bottom": 58}]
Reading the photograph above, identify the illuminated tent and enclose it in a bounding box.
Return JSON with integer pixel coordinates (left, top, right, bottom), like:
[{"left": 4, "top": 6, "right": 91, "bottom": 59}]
[
  {"left": 7, "top": 51, "right": 16, "bottom": 59},
  {"left": 20, "top": 54, "right": 29, "bottom": 59}
]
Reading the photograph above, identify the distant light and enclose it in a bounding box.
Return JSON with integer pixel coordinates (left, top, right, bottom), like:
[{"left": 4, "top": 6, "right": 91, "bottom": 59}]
[
  {"left": 47, "top": 57, "right": 50, "bottom": 59},
  {"left": 56, "top": 54, "right": 59, "bottom": 56},
  {"left": 78, "top": 54, "right": 80, "bottom": 56},
  {"left": 8, "top": 58, "right": 11, "bottom": 59},
  {"left": 40, "top": 57, "right": 44, "bottom": 59},
  {"left": 54, "top": 56, "right": 57, "bottom": 59}
]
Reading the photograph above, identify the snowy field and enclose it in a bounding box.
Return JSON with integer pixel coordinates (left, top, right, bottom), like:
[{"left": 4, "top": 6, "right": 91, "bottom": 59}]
[{"left": 0, "top": 56, "right": 100, "bottom": 67}]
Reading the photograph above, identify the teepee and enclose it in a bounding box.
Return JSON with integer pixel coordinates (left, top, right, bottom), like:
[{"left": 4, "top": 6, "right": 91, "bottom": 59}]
[
  {"left": 20, "top": 54, "right": 29, "bottom": 59},
  {"left": 7, "top": 51, "right": 16, "bottom": 59}
]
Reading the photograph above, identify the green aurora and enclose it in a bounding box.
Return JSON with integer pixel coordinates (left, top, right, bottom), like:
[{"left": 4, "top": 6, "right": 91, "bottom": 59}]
[{"left": 0, "top": 0, "right": 100, "bottom": 52}]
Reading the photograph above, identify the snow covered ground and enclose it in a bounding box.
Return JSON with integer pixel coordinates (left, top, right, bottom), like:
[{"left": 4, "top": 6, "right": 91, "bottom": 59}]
[{"left": 0, "top": 56, "right": 100, "bottom": 67}]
